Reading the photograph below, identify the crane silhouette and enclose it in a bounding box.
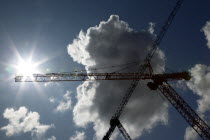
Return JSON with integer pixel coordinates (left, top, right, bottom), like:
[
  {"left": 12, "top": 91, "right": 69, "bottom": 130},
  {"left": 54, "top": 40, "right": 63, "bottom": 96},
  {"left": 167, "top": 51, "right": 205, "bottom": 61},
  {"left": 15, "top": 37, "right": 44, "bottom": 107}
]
[{"left": 15, "top": 0, "right": 210, "bottom": 139}]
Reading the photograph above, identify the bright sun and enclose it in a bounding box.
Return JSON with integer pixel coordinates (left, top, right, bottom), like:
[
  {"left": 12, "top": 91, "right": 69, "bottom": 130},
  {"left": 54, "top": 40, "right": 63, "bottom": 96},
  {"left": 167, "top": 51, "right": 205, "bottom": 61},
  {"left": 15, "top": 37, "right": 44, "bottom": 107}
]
[{"left": 16, "top": 60, "right": 39, "bottom": 76}]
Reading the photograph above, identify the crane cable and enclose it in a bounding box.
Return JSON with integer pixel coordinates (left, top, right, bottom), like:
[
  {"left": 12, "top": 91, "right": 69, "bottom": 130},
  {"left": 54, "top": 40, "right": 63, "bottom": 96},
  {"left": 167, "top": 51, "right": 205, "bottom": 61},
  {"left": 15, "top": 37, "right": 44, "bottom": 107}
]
[{"left": 71, "top": 60, "right": 143, "bottom": 73}]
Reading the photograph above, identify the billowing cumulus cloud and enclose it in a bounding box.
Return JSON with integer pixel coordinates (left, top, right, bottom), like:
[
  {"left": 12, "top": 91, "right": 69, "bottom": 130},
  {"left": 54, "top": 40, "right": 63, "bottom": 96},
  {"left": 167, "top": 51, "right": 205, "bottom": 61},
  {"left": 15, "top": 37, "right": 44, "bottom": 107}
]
[
  {"left": 68, "top": 15, "right": 168, "bottom": 139},
  {"left": 69, "top": 131, "right": 85, "bottom": 140},
  {"left": 201, "top": 21, "right": 210, "bottom": 49},
  {"left": 184, "top": 64, "right": 210, "bottom": 140},
  {"left": 1, "top": 107, "right": 54, "bottom": 138}
]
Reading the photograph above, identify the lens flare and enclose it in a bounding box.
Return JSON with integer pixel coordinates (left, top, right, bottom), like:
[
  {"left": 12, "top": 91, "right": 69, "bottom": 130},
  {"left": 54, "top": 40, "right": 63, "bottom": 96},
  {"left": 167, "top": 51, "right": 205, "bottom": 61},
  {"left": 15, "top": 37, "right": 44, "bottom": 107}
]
[{"left": 16, "top": 60, "right": 38, "bottom": 76}]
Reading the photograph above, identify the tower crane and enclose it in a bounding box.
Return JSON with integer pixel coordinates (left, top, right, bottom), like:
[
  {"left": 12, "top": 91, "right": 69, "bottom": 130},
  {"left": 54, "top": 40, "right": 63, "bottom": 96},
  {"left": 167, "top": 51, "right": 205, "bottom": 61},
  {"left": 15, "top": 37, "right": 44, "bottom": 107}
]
[
  {"left": 14, "top": 68, "right": 210, "bottom": 140},
  {"left": 101, "top": 0, "right": 210, "bottom": 139},
  {"left": 102, "top": 0, "right": 187, "bottom": 139},
  {"left": 14, "top": 0, "right": 210, "bottom": 139}
]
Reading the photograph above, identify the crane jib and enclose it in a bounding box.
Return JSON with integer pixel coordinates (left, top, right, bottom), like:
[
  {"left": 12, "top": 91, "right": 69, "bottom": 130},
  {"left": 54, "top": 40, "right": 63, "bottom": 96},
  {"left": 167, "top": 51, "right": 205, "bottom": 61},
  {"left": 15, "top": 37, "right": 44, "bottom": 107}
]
[{"left": 14, "top": 72, "right": 191, "bottom": 82}]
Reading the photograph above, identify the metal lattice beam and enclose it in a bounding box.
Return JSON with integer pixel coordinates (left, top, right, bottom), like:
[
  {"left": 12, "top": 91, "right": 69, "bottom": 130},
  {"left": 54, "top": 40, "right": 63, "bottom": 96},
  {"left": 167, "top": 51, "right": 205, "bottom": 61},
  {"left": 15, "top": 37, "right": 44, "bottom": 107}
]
[
  {"left": 158, "top": 82, "right": 210, "bottom": 140},
  {"left": 14, "top": 72, "right": 190, "bottom": 82},
  {"left": 103, "top": 0, "right": 184, "bottom": 139}
]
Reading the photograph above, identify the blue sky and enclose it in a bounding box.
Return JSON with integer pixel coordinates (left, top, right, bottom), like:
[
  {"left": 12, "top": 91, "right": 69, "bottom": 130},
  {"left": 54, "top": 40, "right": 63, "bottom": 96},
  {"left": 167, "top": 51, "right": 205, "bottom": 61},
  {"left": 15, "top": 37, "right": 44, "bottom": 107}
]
[{"left": 0, "top": 0, "right": 210, "bottom": 140}]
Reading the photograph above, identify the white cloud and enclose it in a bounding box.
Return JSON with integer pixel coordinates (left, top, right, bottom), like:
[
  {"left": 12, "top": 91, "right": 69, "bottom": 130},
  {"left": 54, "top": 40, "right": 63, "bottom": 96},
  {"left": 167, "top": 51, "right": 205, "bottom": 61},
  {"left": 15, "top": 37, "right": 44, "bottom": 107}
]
[
  {"left": 49, "top": 97, "right": 56, "bottom": 103},
  {"left": 56, "top": 91, "right": 72, "bottom": 112},
  {"left": 201, "top": 21, "right": 210, "bottom": 49},
  {"left": 148, "top": 22, "right": 155, "bottom": 34},
  {"left": 68, "top": 15, "right": 168, "bottom": 139},
  {"left": 56, "top": 100, "right": 71, "bottom": 112},
  {"left": 184, "top": 21, "right": 210, "bottom": 140},
  {"left": 44, "top": 81, "right": 60, "bottom": 87},
  {"left": 49, "top": 91, "right": 72, "bottom": 113},
  {"left": 47, "top": 136, "right": 56, "bottom": 140},
  {"left": 187, "top": 64, "right": 210, "bottom": 114},
  {"left": 69, "top": 131, "right": 85, "bottom": 140},
  {"left": 184, "top": 127, "right": 198, "bottom": 140},
  {"left": 1, "top": 106, "right": 54, "bottom": 138},
  {"left": 184, "top": 64, "right": 210, "bottom": 140}
]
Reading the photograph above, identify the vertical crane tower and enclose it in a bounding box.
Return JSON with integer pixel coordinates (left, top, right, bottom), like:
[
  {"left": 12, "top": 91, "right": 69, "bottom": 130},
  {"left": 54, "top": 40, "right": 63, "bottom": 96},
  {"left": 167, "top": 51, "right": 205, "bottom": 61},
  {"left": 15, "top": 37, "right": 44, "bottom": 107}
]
[{"left": 15, "top": 0, "right": 210, "bottom": 139}]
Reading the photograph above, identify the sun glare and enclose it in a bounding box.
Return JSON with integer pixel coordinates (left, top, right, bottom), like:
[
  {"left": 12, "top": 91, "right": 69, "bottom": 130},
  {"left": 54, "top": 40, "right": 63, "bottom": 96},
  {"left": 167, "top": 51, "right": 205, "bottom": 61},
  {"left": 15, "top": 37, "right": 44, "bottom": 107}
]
[{"left": 16, "top": 60, "right": 39, "bottom": 76}]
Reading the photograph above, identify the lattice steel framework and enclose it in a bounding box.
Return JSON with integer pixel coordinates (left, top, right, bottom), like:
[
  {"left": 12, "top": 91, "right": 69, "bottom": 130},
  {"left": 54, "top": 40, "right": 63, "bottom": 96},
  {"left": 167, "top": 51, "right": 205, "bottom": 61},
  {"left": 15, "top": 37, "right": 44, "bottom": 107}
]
[
  {"left": 103, "top": 0, "right": 185, "bottom": 139},
  {"left": 15, "top": 72, "right": 190, "bottom": 82},
  {"left": 158, "top": 82, "right": 210, "bottom": 139},
  {"left": 14, "top": 0, "right": 210, "bottom": 139}
]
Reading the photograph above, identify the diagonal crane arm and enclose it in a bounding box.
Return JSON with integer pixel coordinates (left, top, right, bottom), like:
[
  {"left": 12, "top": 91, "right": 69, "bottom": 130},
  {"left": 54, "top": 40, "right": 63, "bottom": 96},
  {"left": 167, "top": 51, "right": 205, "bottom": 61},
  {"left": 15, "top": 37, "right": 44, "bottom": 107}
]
[
  {"left": 113, "top": 0, "right": 184, "bottom": 120},
  {"left": 116, "top": 119, "right": 132, "bottom": 140},
  {"left": 157, "top": 82, "right": 210, "bottom": 140},
  {"left": 103, "top": 0, "right": 184, "bottom": 139},
  {"left": 146, "top": 63, "right": 210, "bottom": 140},
  {"left": 103, "top": 119, "right": 132, "bottom": 140},
  {"left": 117, "top": 123, "right": 132, "bottom": 140}
]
